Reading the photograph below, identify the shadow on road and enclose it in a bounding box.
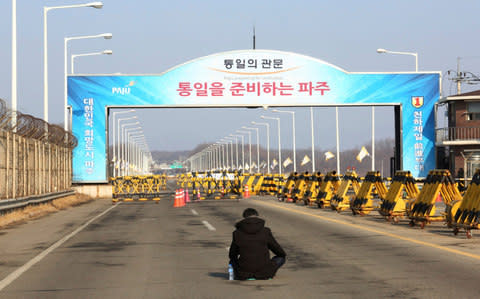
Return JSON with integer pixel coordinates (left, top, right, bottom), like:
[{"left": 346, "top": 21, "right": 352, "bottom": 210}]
[{"left": 208, "top": 272, "right": 228, "bottom": 279}]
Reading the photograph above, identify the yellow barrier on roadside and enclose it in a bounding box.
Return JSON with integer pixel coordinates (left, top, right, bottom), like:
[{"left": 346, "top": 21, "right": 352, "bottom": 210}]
[
  {"left": 408, "top": 169, "right": 462, "bottom": 228},
  {"left": 378, "top": 171, "right": 419, "bottom": 222},
  {"left": 305, "top": 172, "right": 324, "bottom": 205},
  {"left": 449, "top": 169, "right": 480, "bottom": 238},
  {"left": 330, "top": 171, "right": 361, "bottom": 212},
  {"left": 315, "top": 171, "right": 340, "bottom": 208},
  {"left": 351, "top": 171, "right": 388, "bottom": 215},
  {"left": 111, "top": 174, "right": 165, "bottom": 203}
]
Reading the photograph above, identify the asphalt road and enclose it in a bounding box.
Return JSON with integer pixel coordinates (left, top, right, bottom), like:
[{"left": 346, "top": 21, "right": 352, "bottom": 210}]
[{"left": 1, "top": 192, "right": 480, "bottom": 299}]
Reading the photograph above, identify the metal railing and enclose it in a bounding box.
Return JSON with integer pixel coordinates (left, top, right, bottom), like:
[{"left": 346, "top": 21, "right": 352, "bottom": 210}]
[
  {"left": 436, "top": 127, "right": 480, "bottom": 143},
  {"left": 0, "top": 98, "right": 77, "bottom": 200}
]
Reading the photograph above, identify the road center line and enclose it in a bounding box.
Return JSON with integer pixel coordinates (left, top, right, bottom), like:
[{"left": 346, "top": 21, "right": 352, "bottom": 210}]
[
  {"left": 202, "top": 220, "right": 216, "bottom": 231},
  {"left": 255, "top": 200, "right": 480, "bottom": 261},
  {"left": 191, "top": 209, "right": 198, "bottom": 216},
  {"left": 0, "top": 203, "right": 120, "bottom": 292}
]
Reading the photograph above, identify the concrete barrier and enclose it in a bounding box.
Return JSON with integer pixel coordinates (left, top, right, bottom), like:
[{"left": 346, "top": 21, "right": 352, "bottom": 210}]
[{"left": 73, "top": 184, "right": 112, "bottom": 199}]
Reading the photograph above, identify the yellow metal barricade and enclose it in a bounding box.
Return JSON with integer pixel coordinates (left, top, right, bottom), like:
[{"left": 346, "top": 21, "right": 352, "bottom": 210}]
[
  {"left": 315, "top": 171, "right": 340, "bottom": 208},
  {"left": 330, "top": 171, "right": 361, "bottom": 212},
  {"left": 408, "top": 169, "right": 463, "bottom": 228},
  {"left": 378, "top": 171, "right": 419, "bottom": 222},
  {"left": 449, "top": 169, "right": 480, "bottom": 238},
  {"left": 351, "top": 171, "right": 388, "bottom": 215},
  {"left": 306, "top": 172, "right": 324, "bottom": 205}
]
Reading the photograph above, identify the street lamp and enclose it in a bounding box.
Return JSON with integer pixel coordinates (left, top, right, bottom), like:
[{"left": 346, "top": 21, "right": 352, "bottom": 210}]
[
  {"left": 231, "top": 134, "right": 245, "bottom": 171},
  {"left": 44, "top": 1, "right": 104, "bottom": 123},
  {"left": 71, "top": 50, "right": 113, "bottom": 74},
  {"left": 273, "top": 109, "right": 296, "bottom": 172},
  {"left": 64, "top": 33, "right": 112, "bottom": 131},
  {"left": 128, "top": 133, "right": 144, "bottom": 175},
  {"left": 376, "top": 48, "right": 418, "bottom": 72},
  {"left": 125, "top": 128, "right": 143, "bottom": 176},
  {"left": 112, "top": 111, "right": 135, "bottom": 177},
  {"left": 242, "top": 126, "right": 260, "bottom": 173},
  {"left": 261, "top": 115, "right": 282, "bottom": 175},
  {"left": 11, "top": 0, "right": 17, "bottom": 127},
  {"left": 223, "top": 137, "right": 235, "bottom": 170},
  {"left": 237, "top": 130, "right": 252, "bottom": 173},
  {"left": 120, "top": 123, "right": 140, "bottom": 176},
  {"left": 252, "top": 121, "right": 270, "bottom": 174}
]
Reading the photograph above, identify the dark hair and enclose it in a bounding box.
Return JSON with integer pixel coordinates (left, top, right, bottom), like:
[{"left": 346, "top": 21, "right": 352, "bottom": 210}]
[{"left": 242, "top": 208, "right": 259, "bottom": 218}]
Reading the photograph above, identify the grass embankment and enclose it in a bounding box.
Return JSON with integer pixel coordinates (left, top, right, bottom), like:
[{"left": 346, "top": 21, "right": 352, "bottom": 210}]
[{"left": 0, "top": 194, "right": 93, "bottom": 229}]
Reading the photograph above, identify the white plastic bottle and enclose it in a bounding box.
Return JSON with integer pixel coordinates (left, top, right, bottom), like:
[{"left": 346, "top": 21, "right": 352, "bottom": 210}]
[{"left": 228, "top": 263, "right": 234, "bottom": 280}]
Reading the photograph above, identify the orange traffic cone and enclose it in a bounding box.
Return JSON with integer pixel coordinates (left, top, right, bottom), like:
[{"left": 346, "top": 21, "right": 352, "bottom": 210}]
[
  {"left": 197, "top": 188, "right": 201, "bottom": 200},
  {"left": 173, "top": 190, "right": 182, "bottom": 207},
  {"left": 244, "top": 185, "right": 250, "bottom": 198},
  {"left": 286, "top": 187, "right": 293, "bottom": 202},
  {"left": 185, "top": 189, "right": 190, "bottom": 203},
  {"left": 180, "top": 189, "right": 185, "bottom": 206}
]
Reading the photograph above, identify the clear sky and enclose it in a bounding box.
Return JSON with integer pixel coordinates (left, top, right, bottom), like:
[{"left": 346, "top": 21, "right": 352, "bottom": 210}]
[{"left": 1, "top": 0, "right": 480, "bottom": 152}]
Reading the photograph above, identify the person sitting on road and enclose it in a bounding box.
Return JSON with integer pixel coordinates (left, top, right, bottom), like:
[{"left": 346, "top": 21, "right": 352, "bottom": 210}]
[{"left": 228, "top": 208, "right": 286, "bottom": 280}]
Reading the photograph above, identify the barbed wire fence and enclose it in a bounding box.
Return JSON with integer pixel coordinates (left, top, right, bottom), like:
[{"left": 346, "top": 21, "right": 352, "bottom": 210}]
[{"left": 0, "top": 98, "right": 77, "bottom": 200}]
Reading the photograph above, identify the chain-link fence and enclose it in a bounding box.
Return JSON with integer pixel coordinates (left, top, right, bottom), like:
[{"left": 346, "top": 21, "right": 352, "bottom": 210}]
[{"left": 0, "top": 98, "right": 77, "bottom": 199}]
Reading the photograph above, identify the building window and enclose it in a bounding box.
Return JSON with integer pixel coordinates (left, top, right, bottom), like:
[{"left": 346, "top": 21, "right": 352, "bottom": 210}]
[{"left": 466, "top": 102, "right": 480, "bottom": 120}]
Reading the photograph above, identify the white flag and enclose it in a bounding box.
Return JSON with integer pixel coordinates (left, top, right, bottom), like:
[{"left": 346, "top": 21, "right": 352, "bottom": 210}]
[
  {"left": 271, "top": 159, "right": 278, "bottom": 169},
  {"left": 251, "top": 162, "right": 257, "bottom": 169},
  {"left": 245, "top": 163, "right": 250, "bottom": 170},
  {"left": 239, "top": 165, "right": 243, "bottom": 170},
  {"left": 301, "top": 155, "right": 311, "bottom": 166},
  {"left": 356, "top": 146, "right": 370, "bottom": 162},
  {"left": 325, "top": 151, "right": 335, "bottom": 161},
  {"left": 260, "top": 161, "right": 267, "bottom": 169},
  {"left": 283, "top": 157, "right": 293, "bottom": 168}
]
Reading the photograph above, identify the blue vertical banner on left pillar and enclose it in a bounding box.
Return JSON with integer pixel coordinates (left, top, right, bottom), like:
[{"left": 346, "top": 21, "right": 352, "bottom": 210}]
[{"left": 71, "top": 93, "right": 106, "bottom": 182}]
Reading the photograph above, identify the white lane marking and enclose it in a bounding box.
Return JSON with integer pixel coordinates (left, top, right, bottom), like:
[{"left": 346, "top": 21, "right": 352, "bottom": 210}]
[
  {"left": 191, "top": 209, "right": 198, "bottom": 216},
  {"left": 0, "top": 203, "right": 120, "bottom": 292},
  {"left": 202, "top": 220, "right": 216, "bottom": 231}
]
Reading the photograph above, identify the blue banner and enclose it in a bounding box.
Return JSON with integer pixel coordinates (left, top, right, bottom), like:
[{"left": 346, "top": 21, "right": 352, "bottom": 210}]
[{"left": 68, "top": 49, "right": 440, "bottom": 182}]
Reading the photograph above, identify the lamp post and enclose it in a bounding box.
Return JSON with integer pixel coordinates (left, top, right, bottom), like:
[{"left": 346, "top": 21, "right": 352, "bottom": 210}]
[
  {"left": 11, "top": 0, "right": 17, "bottom": 127},
  {"left": 224, "top": 137, "right": 235, "bottom": 170},
  {"left": 44, "top": 1, "right": 104, "bottom": 123},
  {"left": 125, "top": 128, "right": 143, "bottom": 176},
  {"left": 117, "top": 117, "right": 137, "bottom": 176},
  {"left": 219, "top": 140, "right": 229, "bottom": 170},
  {"left": 261, "top": 115, "right": 281, "bottom": 175},
  {"left": 335, "top": 107, "right": 340, "bottom": 174},
  {"left": 129, "top": 133, "right": 144, "bottom": 175},
  {"left": 310, "top": 107, "right": 315, "bottom": 173},
  {"left": 71, "top": 50, "right": 113, "bottom": 74},
  {"left": 112, "top": 111, "right": 135, "bottom": 177},
  {"left": 120, "top": 123, "right": 140, "bottom": 176},
  {"left": 376, "top": 48, "right": 418, "bottom": 72},
  {"left": 237, "top": 130, "right": 252, "bottom": 173},
  {"left": 65, "top": 33, "right": 112, "bottom": 131},
  {"left": 252, "top": 121, "right": 270, "bottom": 174},
  {"left": 242, "top": 126, "right": 260, "bottom": 173},
  {"left": 231, "top": 134, "right": 245, "bottom": 171},
  {"left": 273, "top": 109, "right": 296, "bottom": 172}
]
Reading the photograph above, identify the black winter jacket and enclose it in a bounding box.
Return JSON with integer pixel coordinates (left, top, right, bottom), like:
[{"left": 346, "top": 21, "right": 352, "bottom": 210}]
[{"left": 228, "top": 216, "right": 286, "bottom": 280}]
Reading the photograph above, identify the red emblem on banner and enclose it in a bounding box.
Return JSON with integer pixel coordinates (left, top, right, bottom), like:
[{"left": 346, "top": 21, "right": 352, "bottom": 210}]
[{"left": 411, "top": 96, "right": 424, "bottom": 108}]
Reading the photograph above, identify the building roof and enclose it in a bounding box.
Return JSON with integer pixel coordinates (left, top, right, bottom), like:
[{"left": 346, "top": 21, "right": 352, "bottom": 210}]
[{"left": 440, "top": 89, "right": 480, "bottom": 103}]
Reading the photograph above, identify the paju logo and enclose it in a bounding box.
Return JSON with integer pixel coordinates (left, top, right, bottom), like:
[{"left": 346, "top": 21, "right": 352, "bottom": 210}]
[{"left": 112, "top": 81, "right": 136, "bottom": 95}]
